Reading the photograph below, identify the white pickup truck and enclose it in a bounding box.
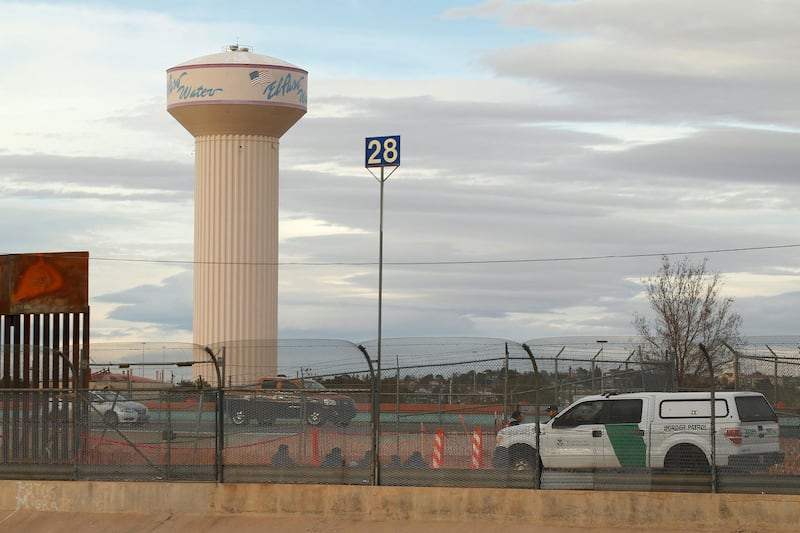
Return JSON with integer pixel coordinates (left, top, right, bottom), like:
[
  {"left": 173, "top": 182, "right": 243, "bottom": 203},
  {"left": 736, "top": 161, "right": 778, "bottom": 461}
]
[{"left": 493, "top": 391, "right": 784, "bottom": 473}]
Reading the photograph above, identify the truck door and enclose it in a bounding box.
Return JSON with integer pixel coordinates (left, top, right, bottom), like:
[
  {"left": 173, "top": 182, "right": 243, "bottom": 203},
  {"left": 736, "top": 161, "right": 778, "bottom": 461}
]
[
  {"left": 280, "top": 379, "right": 302, "bottom": 418},
  {"left": 259, "top": 379, "right": 281, "bottom": 421},
  {"left": 544, "top": 399, "right": 606, "bottom": 469},
  {"left": 602, "top": 398, "right": 648, "bottom": 468}
]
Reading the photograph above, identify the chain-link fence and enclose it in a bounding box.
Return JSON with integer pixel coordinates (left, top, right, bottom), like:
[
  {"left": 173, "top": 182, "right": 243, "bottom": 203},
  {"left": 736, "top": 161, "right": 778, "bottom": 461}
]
[{"left": 2, "top": 337, "right": 800, "bottom": 493}]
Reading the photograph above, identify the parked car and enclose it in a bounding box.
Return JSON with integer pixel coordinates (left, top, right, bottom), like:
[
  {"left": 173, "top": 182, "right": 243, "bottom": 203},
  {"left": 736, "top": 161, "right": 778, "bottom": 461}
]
[
  {"left": 226, "top": 376, "right": 357, "bottom": 426},
  {"left": 86, "top": 390, "right": 150, "bottom": 426},
  {"left": 51, "top": 390, "right": 149, "bottom": 427}
]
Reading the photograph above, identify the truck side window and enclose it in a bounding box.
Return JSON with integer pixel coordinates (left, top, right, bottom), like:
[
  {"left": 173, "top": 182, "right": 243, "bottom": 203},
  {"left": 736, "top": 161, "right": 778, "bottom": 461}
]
[
  {"left": 553, "top": 400, "right": 604, "bottom": 427},
  {"left": 605, "top": 399, "right": 643, "bottom": 424},
  {"left": 282, "top": 381, "right": 299, "bottom": 391},
  {"left": 735, "top": 396, "right": 778, "bottom": 422},
  {"left": 260, "top": 380, "right": 277, "bottom": 391}
]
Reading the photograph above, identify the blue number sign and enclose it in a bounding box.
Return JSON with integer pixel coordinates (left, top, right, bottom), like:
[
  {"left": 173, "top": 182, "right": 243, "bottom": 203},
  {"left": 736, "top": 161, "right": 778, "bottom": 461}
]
[{"left": 365, "top": 136, "right": 401, "bottom": 167}]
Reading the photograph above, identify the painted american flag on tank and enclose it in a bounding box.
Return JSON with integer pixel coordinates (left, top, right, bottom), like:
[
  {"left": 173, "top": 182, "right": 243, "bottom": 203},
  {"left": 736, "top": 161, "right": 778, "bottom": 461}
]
[{"left": 249, "top": 69, "right": 271, "bottom": 86}]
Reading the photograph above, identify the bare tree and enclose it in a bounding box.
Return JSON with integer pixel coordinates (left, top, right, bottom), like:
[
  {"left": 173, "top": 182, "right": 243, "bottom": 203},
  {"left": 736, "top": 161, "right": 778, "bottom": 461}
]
[{"left": 633, "top": 256, "right": 742, "bottom": 388}]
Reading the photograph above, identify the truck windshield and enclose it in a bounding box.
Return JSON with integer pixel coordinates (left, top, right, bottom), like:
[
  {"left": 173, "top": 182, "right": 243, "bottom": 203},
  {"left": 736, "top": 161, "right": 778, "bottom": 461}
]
[{"left": 301, "top": 380, "right": 325, "bottom": 390}]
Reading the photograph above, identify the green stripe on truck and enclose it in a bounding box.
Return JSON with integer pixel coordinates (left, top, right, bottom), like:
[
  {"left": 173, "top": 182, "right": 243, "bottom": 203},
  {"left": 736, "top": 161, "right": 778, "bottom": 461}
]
[{"left": 605, "top": 424, "right": 646, "bottom": 467}]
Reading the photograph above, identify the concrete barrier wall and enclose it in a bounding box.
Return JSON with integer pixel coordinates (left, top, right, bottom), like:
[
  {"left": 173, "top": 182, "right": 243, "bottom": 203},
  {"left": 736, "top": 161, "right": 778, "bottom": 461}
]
[{"left": 2, "top": 480, "right": 799, "bottom": 531}]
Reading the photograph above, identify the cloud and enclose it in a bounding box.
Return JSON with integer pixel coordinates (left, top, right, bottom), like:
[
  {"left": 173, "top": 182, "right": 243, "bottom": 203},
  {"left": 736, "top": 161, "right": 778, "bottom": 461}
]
[
  {"left": 446, "top": 1, "right": 800, "bottom": 127},
  {"left": 2, "top": 1, "right": 799, "bottom": 350},
  {"left": 95, "top": 271, "right": 193, "bottom": 332},
  {"left": 596, "top": 128, "right": 800, "bottom": 186},
  {"left": 0, "top": 153, "right": 193, "bottom": 196}
]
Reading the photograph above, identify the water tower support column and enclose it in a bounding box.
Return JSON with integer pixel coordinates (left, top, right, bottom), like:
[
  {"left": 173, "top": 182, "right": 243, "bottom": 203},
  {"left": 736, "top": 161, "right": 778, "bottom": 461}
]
[{"left": 194, "top": 134, "right": 280, "bottom": 381}]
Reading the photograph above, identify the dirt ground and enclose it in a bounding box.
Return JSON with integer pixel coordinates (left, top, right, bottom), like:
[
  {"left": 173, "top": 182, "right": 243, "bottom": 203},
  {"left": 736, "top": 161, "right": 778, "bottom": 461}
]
[{"left": 0, "top": 510, "right": 772, "bottom": 533}]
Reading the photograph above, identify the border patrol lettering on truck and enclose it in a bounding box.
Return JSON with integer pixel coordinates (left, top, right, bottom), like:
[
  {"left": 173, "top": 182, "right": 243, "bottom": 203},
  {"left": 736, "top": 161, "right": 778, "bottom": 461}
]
[{"left": 663, "top": 424, "right": 707, "bottom": 432}]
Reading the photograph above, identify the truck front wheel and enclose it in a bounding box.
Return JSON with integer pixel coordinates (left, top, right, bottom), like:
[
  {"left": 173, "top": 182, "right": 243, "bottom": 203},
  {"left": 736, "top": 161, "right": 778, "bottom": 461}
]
[
  {"left": 231, "top": 410, "right": 248, "bottom": 425},
  {"left": 306, "top": 409, "right": 324, "bottom": 426},
  {"left": 509, "top": 445, "right": 540, "bottom": 471}
]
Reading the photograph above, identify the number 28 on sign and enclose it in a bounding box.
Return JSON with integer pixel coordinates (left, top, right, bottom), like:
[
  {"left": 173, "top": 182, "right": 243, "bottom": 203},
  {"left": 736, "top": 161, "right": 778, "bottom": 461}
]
[{"left": 365, "top": 136, "right": 401, "bottom": 168}]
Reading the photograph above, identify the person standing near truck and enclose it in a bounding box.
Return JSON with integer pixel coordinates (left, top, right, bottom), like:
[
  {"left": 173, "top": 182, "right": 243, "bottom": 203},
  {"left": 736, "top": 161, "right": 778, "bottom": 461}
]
[{"left": 508, "top": 410, "right": 523, "bottom": 426}]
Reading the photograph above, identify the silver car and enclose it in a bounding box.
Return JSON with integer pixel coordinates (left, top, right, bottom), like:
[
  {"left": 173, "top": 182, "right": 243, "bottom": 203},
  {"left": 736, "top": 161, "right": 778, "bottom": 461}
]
[
  {"left": 86, "top": 390, "right": 149, "bottom": 426},
  {"left": 49, "top": 390, "right": 149, "bottom": 426}
]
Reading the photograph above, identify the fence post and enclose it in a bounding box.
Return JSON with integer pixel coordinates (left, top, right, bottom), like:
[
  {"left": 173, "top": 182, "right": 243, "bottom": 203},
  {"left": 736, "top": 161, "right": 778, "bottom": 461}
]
[
  {"left": 554, "top": 346, "right": 564, "bottom": 409},
  {"left": 723, "top": 341, "right": 742, "bottom": 392},
  {"left": 358, "top": 344, "right": 378, "bottom": 485},
  {"left": 503, "top": 343, "right": 509, "bottom": 425},
  {"left": 203, "top": 346, "right": 224, "bottom": 483},
  {"left": 521, "top": 343, "right": 541, "bottom": 490},
  {"left": 698, "top": 343, "right": 717, "bottom": 494},
  {"left": 766, "top": 344, "right": 779, "bottom": 406}
]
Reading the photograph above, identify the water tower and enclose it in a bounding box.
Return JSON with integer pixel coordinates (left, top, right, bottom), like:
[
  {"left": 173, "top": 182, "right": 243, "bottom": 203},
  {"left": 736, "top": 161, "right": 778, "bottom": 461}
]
[{"left": 167, "top": 45, "right": 307, "bottom": 384}]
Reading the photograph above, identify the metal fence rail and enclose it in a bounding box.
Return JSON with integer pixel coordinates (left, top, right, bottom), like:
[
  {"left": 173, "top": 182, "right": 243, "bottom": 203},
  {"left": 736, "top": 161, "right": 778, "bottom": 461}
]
[{"left": 0, "top": 337, "right": 799, "bottom": 493}]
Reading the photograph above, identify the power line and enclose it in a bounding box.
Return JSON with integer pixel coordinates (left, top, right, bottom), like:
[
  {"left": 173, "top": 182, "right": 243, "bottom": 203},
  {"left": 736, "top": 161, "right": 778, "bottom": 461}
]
[{"left": 85, "top": 243, "right": 800, "bottom": 267}]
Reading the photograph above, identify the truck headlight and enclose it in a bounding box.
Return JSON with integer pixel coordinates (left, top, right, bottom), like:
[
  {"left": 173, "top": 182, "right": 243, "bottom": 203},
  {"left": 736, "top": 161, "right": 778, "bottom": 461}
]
[{"left": 323, "top": 398, "right": 337, "bottom": 406}]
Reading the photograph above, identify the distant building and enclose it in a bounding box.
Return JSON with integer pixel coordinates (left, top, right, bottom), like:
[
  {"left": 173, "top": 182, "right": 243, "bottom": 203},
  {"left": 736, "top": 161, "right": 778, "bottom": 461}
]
[{"left": 90, "top": 368, "right": 172, "bottom": 392}]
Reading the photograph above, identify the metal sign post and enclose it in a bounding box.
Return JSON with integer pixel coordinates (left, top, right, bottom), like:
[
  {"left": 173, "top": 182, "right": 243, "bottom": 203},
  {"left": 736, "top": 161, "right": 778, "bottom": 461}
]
[{"left": 365, "top": 135, "right": 400, "bottom": 486}]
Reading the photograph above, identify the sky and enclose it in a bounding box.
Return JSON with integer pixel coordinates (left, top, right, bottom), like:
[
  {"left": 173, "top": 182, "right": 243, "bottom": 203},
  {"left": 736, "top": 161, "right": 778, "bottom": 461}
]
[{"left": 1, "top": 1, "right": 799, "bottom": 375}]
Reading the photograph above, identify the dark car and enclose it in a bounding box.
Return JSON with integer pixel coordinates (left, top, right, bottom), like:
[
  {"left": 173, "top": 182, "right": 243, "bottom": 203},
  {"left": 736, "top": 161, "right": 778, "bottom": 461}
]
[{"left": 225, "top": 377, "right": 357, "bottom": 426}]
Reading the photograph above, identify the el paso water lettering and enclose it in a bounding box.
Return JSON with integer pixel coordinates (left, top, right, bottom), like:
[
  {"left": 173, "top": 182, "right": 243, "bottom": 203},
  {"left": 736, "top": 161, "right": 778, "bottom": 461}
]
[
  {"left": 263, "top": 72, "right": 306, "bottom": 104},
  {"left": 168, "top": 72, "right": 223, "bottom": 100}
]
